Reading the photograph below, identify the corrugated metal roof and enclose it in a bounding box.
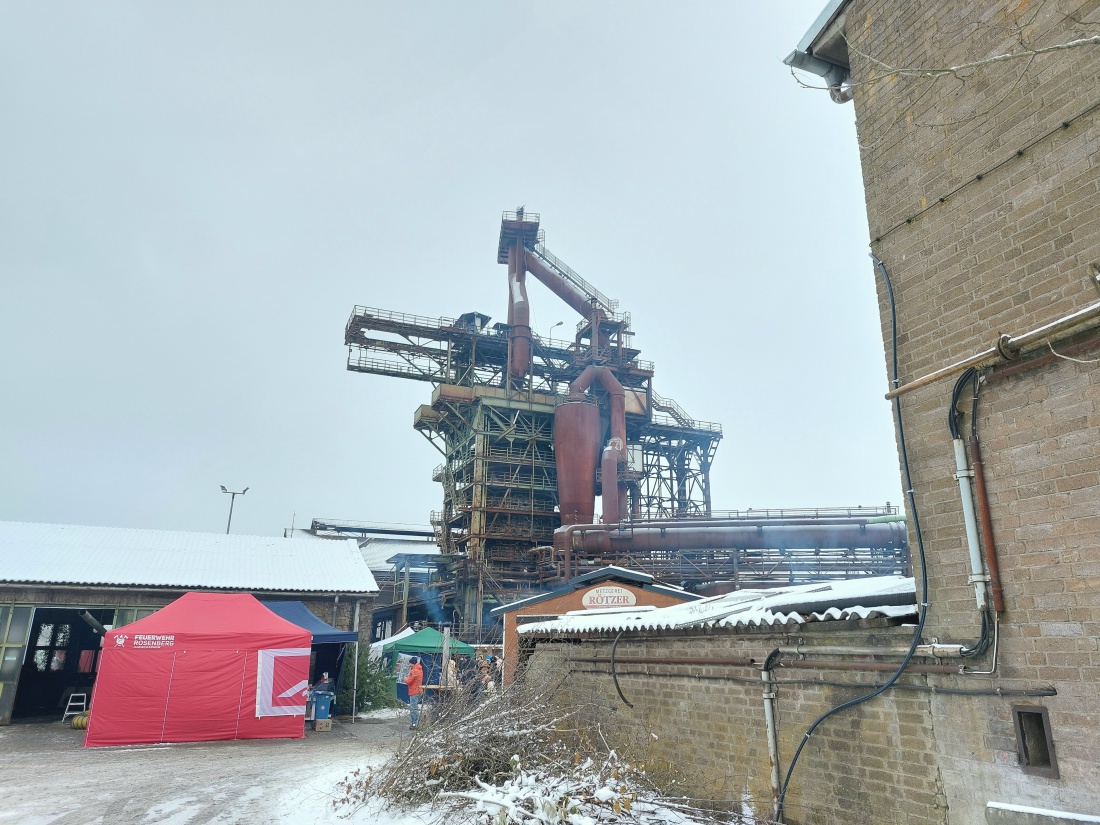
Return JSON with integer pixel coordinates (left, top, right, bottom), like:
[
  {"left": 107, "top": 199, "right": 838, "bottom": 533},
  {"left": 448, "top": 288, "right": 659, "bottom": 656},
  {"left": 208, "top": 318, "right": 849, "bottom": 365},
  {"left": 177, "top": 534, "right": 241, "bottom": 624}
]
[
  {"left": 518, "top": 575, "right": 916, "bottom": 636},
  {"left": 0, "top": 521, "right": 378, "bottom": 594},
  {"left": 359, "top": 536, "right": 439, "bottom": 571}
]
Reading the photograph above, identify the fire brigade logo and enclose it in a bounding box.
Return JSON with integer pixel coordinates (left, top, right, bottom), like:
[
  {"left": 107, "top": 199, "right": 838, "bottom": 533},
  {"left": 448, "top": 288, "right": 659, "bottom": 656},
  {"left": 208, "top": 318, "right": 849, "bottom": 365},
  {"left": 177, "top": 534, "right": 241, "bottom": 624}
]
[{"left": 114, "top": 634, "right": 128, "bottom": 647}]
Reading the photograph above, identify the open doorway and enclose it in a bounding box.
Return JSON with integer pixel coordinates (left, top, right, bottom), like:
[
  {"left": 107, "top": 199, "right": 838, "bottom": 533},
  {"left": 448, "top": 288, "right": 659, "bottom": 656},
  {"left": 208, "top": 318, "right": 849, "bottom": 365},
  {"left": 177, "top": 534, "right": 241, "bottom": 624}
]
[{"left": 12, "top": 607, "right": 112, "bottom": 721}]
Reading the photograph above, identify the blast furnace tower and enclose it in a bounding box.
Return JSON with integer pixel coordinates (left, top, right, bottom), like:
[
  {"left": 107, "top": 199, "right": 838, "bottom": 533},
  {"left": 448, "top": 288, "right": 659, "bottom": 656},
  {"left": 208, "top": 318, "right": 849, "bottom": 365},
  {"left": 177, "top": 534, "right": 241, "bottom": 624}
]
[{"left": 345, "top": 210, "right": 722, "bottom": 637}]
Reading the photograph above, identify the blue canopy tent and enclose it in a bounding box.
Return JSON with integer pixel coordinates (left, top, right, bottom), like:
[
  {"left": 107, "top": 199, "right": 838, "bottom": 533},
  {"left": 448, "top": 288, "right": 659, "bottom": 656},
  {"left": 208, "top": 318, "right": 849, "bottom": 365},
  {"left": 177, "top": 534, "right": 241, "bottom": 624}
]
[{"left": 260, "top": 601, "right": 358, "bottom": 697}]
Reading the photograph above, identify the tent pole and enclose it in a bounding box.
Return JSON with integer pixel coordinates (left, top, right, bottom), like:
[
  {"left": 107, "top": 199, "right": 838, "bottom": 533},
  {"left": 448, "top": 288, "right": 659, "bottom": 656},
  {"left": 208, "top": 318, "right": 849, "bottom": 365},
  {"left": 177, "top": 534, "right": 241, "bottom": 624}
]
[{"left": 352, "top": 600, "right": 361, "bottom": 724}]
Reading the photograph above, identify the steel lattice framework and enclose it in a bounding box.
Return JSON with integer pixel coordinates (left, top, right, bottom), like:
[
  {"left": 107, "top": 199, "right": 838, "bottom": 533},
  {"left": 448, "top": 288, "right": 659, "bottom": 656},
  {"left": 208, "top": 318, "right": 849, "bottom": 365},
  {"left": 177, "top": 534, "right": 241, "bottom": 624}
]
[{"left": 345, "top": 213, "right": 722, "bottom": 637}]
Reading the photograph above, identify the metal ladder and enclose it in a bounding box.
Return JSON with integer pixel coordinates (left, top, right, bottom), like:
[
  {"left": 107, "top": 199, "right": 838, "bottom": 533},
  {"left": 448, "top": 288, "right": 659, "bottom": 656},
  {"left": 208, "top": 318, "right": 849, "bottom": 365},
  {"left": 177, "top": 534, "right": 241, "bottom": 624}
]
[{"left": 62, "top": 692, "right": 88, "bottom": 722}]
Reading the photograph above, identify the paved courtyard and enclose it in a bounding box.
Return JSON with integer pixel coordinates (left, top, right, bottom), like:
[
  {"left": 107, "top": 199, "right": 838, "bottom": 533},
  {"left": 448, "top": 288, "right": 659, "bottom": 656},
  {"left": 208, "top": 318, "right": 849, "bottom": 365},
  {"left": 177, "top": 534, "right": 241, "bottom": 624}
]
[{"left": 0, "top": 714, "right": 407, "bottom": 825}]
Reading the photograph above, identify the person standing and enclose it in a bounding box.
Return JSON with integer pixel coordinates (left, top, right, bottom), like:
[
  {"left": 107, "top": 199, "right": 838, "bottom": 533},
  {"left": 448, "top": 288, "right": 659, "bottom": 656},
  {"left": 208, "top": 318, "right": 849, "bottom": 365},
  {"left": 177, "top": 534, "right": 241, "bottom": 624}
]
[{"left": 405, "top": 656, "right": 424, "bottom": 729}]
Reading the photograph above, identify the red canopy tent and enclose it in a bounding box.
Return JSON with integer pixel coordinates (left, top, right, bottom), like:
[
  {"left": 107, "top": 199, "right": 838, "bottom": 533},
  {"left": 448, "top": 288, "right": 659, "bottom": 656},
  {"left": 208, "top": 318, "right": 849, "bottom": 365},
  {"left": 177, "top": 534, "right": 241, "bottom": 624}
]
[{"left": 85, "top": 592, "right": 311, "bottom": 747}]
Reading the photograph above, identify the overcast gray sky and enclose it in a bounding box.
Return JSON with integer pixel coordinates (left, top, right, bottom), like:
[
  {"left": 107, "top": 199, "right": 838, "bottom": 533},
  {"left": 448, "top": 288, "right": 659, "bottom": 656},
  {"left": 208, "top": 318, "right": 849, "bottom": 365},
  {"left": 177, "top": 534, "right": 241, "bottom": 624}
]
[{"left": 0, "top": 3, "right": 904, "bottom": 537}]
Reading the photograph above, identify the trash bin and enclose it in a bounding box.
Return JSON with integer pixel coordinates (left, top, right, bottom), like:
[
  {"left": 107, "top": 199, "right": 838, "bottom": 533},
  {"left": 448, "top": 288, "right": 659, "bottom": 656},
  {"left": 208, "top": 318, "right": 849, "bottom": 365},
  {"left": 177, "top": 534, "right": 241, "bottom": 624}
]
[
  {"left": 312, "top": 691, "right": 334, "bottom": 721},
  {"left": 308, "top": 690, "right": 335, "bottom": 731}
]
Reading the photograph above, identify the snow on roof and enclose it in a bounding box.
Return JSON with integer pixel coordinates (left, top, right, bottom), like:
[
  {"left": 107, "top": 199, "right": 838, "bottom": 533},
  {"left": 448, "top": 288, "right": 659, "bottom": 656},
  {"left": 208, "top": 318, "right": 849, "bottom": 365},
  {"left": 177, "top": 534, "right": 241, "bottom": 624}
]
[
  {"left": 0, "top": 521, "right": 378, "bottom": 594},
  {"left": 518, "top": 575, "right": 916, "bottom": 636},
  {"left": 285, "top": 531, "right": 439, "bottom": 571},
  {"left": 358, "top": 536, "right": 440, "bottom": 570}
]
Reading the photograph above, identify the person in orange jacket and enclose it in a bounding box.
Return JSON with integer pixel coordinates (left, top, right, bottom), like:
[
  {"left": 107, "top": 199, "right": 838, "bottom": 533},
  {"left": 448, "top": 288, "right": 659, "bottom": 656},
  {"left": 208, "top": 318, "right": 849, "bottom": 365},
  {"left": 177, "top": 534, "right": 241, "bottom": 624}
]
[{"left": 405, "top": 656, "right": 424, "bottom": 729}]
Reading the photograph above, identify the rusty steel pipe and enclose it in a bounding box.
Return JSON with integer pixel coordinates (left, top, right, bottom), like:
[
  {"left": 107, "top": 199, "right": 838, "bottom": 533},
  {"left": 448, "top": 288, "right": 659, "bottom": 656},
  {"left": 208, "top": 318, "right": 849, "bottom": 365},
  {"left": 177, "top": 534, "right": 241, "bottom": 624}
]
[
  {"left": 564, "top": 366, "right": 628, "bottom": 526},
  {"left": 779, "top": 643, "right": 962, "bottom": 658},
  {"left": 780, "top": 658, "right": 960, "bottom": 675},
  {"left": 885, "top": 300, "right": 1100, "bottom": 399},
  {"left": 600, "top": 445, "right": 622, "bottom": 525},
  {"left": 554, "top": 403, "right": 602, "bottom": 529},
  {"left": 569, "top": 522, "right": 908, "bottom": 555},
  {"left": 507, "top": 242, "right": 532, "bottom": 379},
  {"left": 618, "top": 517, "right": 902, "bottom": 529},
  {"left": 554, "top": 522, "right": 592, "bottom": 581},
  {"left": 576, "top": 655, "right": 757, "bottom": 667},
  {"left": 985, "top": 329, "right": 1100, "bottom": 383},
  {"left": 968, "top": 438, "right": 1005, "bottom": 613},
  {"left": 568, "top": 366, "right": 626, "bottom": 445},
  {"left": 525, "top": 251, "right": 601, "bottom": 320},
  {"left": 573, "top": 655, "right": 958, "bottom": 675}
]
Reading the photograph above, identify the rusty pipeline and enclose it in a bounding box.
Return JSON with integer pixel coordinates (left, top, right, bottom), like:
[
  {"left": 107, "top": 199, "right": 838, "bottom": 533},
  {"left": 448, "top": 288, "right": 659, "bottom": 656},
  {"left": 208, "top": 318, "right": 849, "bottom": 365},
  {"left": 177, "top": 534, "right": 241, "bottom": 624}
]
[
  {"left": 885, "top": 300, "right": 1100, "bottom": 399},
  {"left": 967, "top": 437, "right": 1005, "bottom": 613},
  {"left": 553, "top": 366, "right": 628, "bottom": 532},
  {"left": 567, "top": 521, "right": 908, "bottom": 555},
  {"left": 554, "top": 404, "right": 602, "bottom": 528},
  {"left": 572, "top": 654, "right": 957, "bottom": 674},
  {"left": 525, "top": 250, "right": 602, "bottom": 320},
  {"left": 568, "top": 365, "right": 626, "bottom": 444},
  {"left": 507, "top": 241, "right": 531, "bottom": 379}
]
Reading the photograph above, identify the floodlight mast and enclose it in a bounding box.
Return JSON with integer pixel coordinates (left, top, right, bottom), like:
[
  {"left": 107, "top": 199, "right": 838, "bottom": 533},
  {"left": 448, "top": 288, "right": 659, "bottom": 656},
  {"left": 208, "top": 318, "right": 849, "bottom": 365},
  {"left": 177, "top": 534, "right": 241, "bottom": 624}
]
[{"left": 220, "top": 486, "right": 249, "bottom": 534}]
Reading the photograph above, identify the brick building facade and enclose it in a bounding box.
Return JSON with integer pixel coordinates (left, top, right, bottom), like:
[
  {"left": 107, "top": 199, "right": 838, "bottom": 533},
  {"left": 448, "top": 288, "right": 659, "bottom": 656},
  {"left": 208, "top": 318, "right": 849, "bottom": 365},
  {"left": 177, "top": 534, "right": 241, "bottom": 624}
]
[
  {"left": 522, "top": 3, "right": 1100, "bottom": 823},
  {"left": 842, "top": 0, "right": 1100, "bottom": 819}
]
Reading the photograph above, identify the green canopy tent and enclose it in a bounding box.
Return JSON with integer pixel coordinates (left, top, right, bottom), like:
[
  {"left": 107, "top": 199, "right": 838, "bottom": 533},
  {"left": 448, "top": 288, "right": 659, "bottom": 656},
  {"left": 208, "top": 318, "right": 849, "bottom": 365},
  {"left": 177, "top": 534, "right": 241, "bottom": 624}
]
[{"left": 382, "top": 628, "right": 475, "bottom": 702}]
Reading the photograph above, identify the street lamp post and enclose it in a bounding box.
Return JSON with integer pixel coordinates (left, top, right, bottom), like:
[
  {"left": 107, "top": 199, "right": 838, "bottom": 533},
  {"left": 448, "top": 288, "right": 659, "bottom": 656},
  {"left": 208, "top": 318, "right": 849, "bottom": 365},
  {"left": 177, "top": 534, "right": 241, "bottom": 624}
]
[{"left": 220, "top": 485, "right": 249, "bottom": 534}]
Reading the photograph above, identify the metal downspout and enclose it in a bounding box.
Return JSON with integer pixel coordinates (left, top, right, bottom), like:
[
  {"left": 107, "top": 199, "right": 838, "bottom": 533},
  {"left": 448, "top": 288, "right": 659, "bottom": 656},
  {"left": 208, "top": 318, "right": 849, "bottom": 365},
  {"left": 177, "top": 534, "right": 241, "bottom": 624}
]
[
  {"left": 953, "top": 439, "right": 990, "bottom": 611},
  {"left": 761, "top": 649, "right": 783, "bottom": 822}
]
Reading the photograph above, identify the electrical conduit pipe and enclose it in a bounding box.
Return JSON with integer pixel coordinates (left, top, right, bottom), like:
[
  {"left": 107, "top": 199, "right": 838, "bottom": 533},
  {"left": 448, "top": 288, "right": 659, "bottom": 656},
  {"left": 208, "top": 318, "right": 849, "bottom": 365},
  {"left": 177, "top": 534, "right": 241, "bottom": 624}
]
[{"left": 953, "top": 438, "right": 990, "bottom": 611}]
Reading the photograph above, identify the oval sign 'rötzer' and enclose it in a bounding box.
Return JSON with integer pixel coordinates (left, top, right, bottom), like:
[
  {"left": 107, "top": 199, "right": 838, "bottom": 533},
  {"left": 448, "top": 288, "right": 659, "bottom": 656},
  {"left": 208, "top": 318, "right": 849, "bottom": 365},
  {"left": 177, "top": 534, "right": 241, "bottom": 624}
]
[{"left": 581, "top": 586, "right": 637, "bottom": 609}]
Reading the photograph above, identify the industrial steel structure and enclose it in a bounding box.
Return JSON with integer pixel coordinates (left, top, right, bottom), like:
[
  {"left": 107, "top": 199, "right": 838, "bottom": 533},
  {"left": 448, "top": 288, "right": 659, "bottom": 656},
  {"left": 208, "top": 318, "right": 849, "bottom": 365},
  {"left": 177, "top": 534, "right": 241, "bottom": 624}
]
[{"left": 346, "top": 211, "right": 907, "bottom": 638}]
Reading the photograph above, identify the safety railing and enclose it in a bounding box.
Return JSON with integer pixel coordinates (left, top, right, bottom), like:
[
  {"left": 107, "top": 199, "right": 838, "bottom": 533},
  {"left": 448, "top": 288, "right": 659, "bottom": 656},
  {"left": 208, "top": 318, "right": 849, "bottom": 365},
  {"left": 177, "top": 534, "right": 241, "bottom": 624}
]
[
  {"left": 345, "top": 353, "right": 444, "bottom": 380},
  {"left": 649, "top": 413, "right": 723, "bottom": 433},
  {"left": 703, "top": 504, "right": 900, "bottom": 521},
  {"left": 651, "top": 391, "right": 693, "bottom": 427},
  {"left": 529, "top": 243, "right": 619, "bottom": 312},
  {"left": 350, "top": 305, "right": 456, "bottom": 331}
]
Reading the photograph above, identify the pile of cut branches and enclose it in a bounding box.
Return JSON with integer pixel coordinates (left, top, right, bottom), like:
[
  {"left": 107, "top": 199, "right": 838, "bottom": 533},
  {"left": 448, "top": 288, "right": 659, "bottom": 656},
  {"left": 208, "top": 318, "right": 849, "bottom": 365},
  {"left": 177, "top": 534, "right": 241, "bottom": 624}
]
[{"left": 332, "top": 672, "right": 747, "bottom": 824}]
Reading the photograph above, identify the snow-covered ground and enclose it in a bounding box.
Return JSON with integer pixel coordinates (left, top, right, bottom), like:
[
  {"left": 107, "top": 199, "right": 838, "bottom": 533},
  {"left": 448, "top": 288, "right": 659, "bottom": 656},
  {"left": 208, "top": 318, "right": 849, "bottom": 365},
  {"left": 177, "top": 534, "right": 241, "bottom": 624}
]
[
  {"left": 0, "top": 711, "right": 408, "bottom": 825},
  {"left": 0, "top": 710, "right": 745, "bottom": 824}
]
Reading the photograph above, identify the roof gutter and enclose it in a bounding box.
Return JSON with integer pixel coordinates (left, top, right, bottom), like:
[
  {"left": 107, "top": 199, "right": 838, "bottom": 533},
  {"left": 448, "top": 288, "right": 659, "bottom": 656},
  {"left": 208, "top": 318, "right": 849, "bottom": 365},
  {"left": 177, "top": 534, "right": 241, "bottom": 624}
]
[{"left": 784, "top": 0, "right": 853, "bottom": 104}]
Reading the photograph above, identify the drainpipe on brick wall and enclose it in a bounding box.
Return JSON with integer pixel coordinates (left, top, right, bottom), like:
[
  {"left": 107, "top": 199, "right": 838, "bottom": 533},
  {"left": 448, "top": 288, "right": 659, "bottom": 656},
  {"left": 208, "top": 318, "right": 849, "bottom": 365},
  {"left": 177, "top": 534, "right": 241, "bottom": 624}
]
[
  {"left": 948, "top": 368, "right": 997, "bottom": 662},
  {"left": 952, "top": 437, "right": 990, "bottom": 612},
  {"left": 761, "top": 649, "right": 783, "bottom": 823}
]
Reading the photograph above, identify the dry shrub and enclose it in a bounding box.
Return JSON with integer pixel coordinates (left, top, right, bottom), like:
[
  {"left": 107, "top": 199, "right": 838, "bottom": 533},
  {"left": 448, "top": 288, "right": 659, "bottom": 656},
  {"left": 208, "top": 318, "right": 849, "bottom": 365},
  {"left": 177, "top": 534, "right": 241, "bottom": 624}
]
[{"left": 333, "top": 666, "right": 746, "bottom": 823}]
